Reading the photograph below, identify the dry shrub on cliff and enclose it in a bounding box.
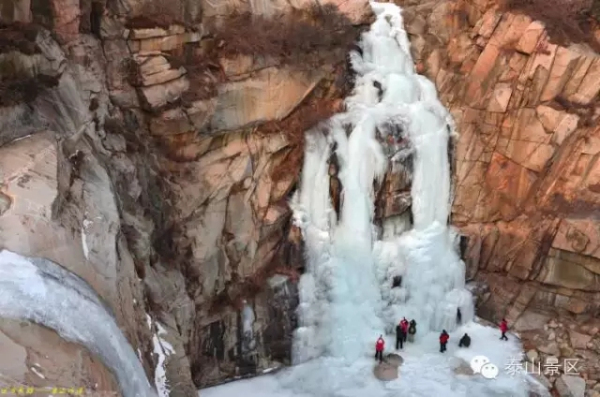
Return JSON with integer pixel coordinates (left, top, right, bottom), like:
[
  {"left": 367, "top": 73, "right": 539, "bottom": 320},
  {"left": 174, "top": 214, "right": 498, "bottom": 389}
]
[
  {"left": 125, "top": 0, "right": 185, "bottom": 29},
  {"left": 554, "top": 96, "right": 599, "bottom": 127},
  {"left": 503, "top": 0, "right": 600, "bottom": 50},
  {"left": 0, "top": 23, "right": 41, "bottom": 55},
  {"left": 168, "top": 48, "right": 226, "bottom": 104},
  {"left": 213, "top": 4, "right": 357, "bottom": 67}
]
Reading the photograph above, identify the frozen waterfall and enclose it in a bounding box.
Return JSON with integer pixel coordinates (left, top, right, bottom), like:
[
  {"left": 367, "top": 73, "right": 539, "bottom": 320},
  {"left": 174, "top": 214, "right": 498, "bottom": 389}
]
[
  {"left": 202, "top": 3, "right": 534, "bottom": 397},
  {"left": 291, "top": 1, "right": 473, "bottom": 362},
  {"left": 0, "top": 250, "right": 157, "bottom": 397}
]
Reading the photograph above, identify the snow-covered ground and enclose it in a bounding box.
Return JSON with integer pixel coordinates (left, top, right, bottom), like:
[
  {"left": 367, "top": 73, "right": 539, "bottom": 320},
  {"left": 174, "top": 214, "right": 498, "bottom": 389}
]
[
  {"left": 202, "top": 2, "right": 539, "bottom": 397},
  {"left": 202, "top": 322, "right": 533, "bottom": 397}
]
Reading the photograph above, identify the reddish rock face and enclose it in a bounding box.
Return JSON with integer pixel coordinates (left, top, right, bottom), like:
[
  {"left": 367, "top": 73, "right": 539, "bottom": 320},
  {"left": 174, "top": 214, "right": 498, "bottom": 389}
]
[
  {"left": 0, "top": 0, "right": 366, "bottom": 392},
  {"left": 397, "top": 0, "right": 600, "bottom": 390},
  {"left": 396, "top": 0, "right": 600, "bottom": 315}
]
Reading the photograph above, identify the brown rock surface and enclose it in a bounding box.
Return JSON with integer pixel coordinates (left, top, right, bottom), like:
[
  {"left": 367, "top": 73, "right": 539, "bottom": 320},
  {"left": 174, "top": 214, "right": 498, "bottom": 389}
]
[
  {"left": 201, "top": 0, "right": 372, "bottom": 25},
  {"left": 0, "top": 0, "right": 364, "bottom": 393},
  {"left": 373, "top": 362, "right": 399, "bottom": 381},
  {"left": 451, "top": 358, "right": 475, "bottom": 376},
  {"left": 0, "top": 318, "right": 121, "bottom": 396},
  {"left": 395, "top": 0, "right": 600, "bottom": 393},
  {"left": 384, "top": 353, "right": 404, "bottom": 367},
  {"left": 9, "top": 0, "right": 600, "bottom": 394}
]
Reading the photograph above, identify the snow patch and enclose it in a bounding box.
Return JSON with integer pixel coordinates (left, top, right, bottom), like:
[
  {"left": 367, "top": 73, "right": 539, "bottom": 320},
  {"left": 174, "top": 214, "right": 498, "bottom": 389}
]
[
  {"left": 241, "top": 301, "right": 256, "bottom": 352},
  {"left": 30, "top": 366, "right": 45, "bottom": 379},
  {"left": 81, "top": 218, "right": 92, "bottom": 260},
  {"left": 152, "top": 323, "right": 175, "bottom": 397}
]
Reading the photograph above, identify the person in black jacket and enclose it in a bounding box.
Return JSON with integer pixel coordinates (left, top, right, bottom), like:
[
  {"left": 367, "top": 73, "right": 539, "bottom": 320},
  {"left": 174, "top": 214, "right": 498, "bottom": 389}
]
[
  {"left": 395, "top": 321, "right": 405, "bottom": 349},
  {"left": 407, "top": 319, "right": 417, "bottom": 343},
  {"left": 458, "top": 333, "right": 471, "bottom": 348}
]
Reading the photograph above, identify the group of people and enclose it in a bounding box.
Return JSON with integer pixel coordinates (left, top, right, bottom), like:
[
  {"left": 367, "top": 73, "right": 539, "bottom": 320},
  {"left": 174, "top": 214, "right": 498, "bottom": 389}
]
[
  {"left": 395, "top": 317, "right": 416, "bottom": 349},
  {"left": 374, "top": 317, "right": 417, "bottom": 363},
  {"left": 439, "top": 318, "right": 509, "bottom": 352},
  {"left": 375, "top": 318, "right": 510, "bottom": 362}
]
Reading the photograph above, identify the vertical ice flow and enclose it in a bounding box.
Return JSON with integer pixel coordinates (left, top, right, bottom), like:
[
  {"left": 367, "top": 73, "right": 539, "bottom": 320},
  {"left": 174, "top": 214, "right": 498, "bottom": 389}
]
[
  {"left": 0, "top": 250, "right": 157, "bottom": 397},
  {"left": 241, "top": 300, "right": 257, "bottom": 351},
  {"left": 292, "top": 1, "right": 474, "bottom": 364},
  {"left": 291, "top": 131, "right": 336, "bottom": 363}
]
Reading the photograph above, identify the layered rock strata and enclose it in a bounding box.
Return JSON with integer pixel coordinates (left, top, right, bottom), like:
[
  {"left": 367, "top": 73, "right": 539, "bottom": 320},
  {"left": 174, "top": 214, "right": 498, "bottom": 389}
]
[
  {"left": 0, "top": 0, "right": 372, "bottom": 394},
  {"left": 395, "top": 0, "right": 600, "bottom": 394}
]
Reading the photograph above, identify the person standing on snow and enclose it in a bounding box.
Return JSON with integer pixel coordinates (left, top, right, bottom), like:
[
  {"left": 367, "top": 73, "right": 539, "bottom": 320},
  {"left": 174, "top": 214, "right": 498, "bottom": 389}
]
[
  {"left": 500, "top": 319, "right": 509, "bottom": 341},
  {"left": 439, "top": 330, "right": 449, "bottom": 353},
  {"left": 400, "top": 317, "right": 409, "bottom": 342},
  {"left": 375, "top": 335, "right": 385, "bottom": 363},
  {"left": 396, "top": 321, "right": 405, "bottom": 349},
  {"left": 407, "top": 319, "right": 417, "bottom": 343},
  {"left": 456, "top": 308, "right": 462, "bottom": 325}
]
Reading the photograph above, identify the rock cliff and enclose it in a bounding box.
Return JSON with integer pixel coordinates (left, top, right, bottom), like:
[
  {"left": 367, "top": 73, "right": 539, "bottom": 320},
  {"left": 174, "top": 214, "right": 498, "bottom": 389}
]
[
  {"left": 395, "top": 0, "right": 600, "bottom": 392},
  {"left": 0, "top": 0, "right": 372, "bottom": 395},
  {"left": 3, "top": 0, "right": 600, "bottom": 395},
  {"left": 0, "top": 318, "right": 121, "bottom": 396}
]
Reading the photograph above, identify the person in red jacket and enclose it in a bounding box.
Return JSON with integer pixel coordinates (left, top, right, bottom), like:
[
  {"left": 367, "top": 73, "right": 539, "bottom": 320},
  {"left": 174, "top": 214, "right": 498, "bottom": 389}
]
[
  {"left": 439, "top": 330, "right": 449, "bottom": 353},
  {"left": 375, "top": 335, "right": 385, "bottom": 363},
  {"left": 400, "top": 318, "right": 409, "bottom": 342},
  {"left": 500, "top": 319, "right": 509, "bottom": 341}
]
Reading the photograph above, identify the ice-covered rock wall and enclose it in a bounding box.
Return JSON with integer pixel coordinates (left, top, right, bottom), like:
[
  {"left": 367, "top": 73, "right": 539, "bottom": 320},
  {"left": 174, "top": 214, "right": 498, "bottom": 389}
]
[{"left": 292, "top": 2, "right": 474, "bottom": 364}]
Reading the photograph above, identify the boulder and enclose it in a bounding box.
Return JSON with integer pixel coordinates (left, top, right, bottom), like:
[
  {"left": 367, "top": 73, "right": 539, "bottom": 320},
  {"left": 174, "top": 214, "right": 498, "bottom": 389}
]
[
  {"left": 374, "top": 362, "right": 399, "bottom": 381},
  {"left": 527, "top": 349, "right": 540, "bottom": 363},
  {"left": 454, "top": 364, "right": 475, "bottom": 376},
  {"left": 555, "top": 375, "right": 586, "bottom": 397},
  {"left": 384, "top": 353, "right": 404, "bottom": 367},
  {"left": 538, "top": 342, "right": 560, "bottom": 357},
  {"left": 514, "top": 312, "right": 551, "bottom": 332},
  {"left": 451, "top": 358, "right": 475, "bottom": 376},
  {"left": 531, "top": 373, "right": 553, "bottom": 390},
  {"left": 569, "top": 331, "right": 593, "bottom": 350}
]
